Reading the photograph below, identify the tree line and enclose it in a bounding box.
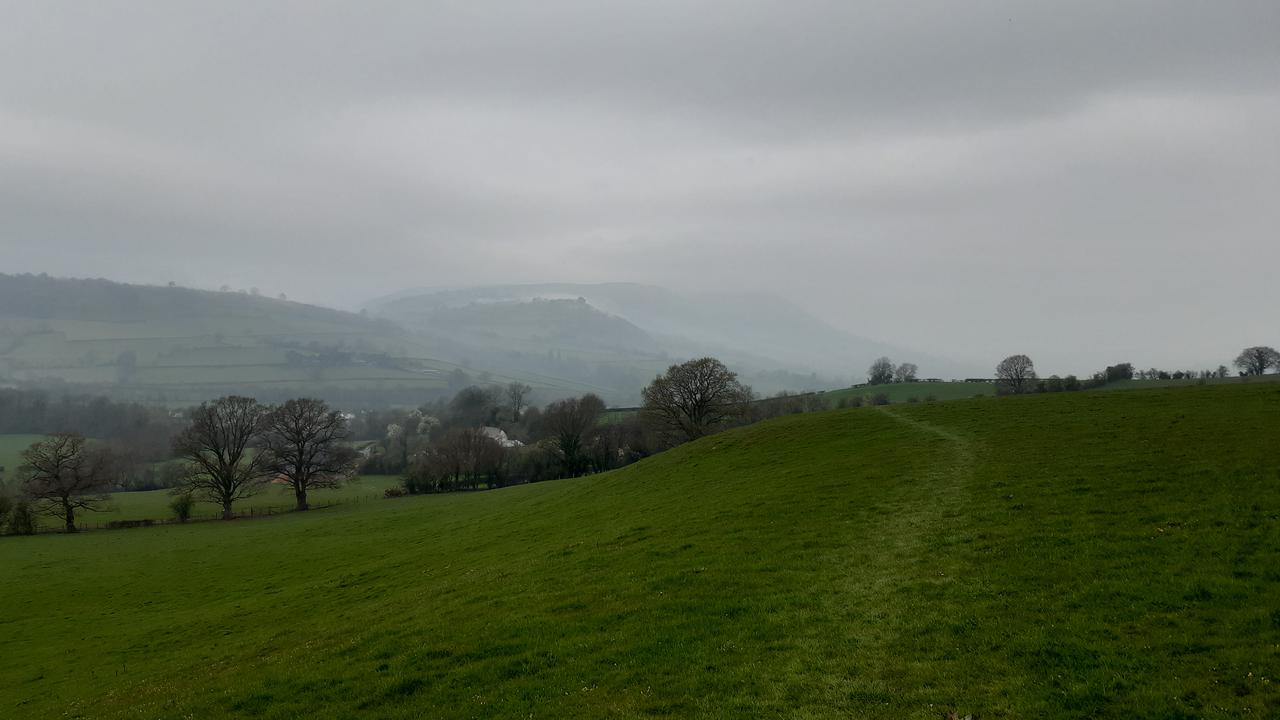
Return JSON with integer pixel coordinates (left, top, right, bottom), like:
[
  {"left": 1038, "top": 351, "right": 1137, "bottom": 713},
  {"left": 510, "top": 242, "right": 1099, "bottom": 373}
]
[
  {"left": 0, "top": 397, "right": 360, "bottom": 533},
  {"left": 4, "top": 344, "right": 1276, "bottom": 536},
  {"left": 990, "top": 344, "right": 1280, "bottom": 396}
]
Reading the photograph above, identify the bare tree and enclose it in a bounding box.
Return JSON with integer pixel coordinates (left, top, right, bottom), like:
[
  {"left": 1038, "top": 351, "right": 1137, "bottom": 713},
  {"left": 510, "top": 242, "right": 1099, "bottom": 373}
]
[
  {"left": 996, "top": 354, "right": 1037, "bottom": 394},
  {"left": 1234, "top": 346, "right": 1279, "bottom": 376},
  {"left": 642, "top": 357, "right": 753, "bottom": 444},
  {"left": 540, "top": 394, "right": 606, "bottom": 476},
  {"left": 894, "top": 362, "right": 919, "bottom": 383},
  {"left": 261, "top": 398, "right": 361, "bottom": 511},
  {"left": 506, "top": 382, "right": 533, "bottom": 422},
  {"left": 431, "top": 427, "right": 506, "bottom": 490},
  {"left": 867, "top": 357, "right": 895, "bottom": 385},
  {"left": 173, "top": 396, "right": 272, "bottom": 520},
  {"left": 19, "top": 433, "right": 116, "bottom": 532}
]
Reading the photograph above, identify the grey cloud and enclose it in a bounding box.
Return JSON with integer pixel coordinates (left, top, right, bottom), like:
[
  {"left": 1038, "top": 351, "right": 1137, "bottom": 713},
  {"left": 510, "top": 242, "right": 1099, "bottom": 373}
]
[{"left": 1, "top": 1, "right": 1277, "bottom": 372}]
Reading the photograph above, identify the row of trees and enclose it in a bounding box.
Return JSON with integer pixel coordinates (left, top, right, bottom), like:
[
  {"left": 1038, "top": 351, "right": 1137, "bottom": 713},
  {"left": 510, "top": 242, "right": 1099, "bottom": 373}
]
[
  {"left": 394, "top": 357, "right": 756, "bottom": 494},
  {"left": 174, "top": 397, "right": 360, "bottom": 519},
  {"left": 991, "top": 344, "right": 1279, "bottom": 396},
  {"left": 866, "top": 357, "right": 918, "bottom": 385},
  {"left": 1, "top": 397, "right": 362, "bottom": 533}
]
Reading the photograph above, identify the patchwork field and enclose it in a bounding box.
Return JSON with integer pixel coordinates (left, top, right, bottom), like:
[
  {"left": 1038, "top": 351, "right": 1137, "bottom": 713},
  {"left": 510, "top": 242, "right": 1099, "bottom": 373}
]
[
  {"left": 0, "top": 275, "right": 611, "bottom": 405},
  {"left": 2, "top": 384, "right": 1277, "bottom": 718}
]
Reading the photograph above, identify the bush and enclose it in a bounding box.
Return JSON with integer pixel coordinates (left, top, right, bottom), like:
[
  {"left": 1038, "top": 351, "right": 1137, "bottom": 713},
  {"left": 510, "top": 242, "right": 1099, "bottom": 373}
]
[
  {"left": 169, "top": 492, "right": 195, "bottom": 523},
  {"left": 836, "top": 396, "right": 864, "bottom": 409},
  {"left": 871, "top": 393, "right": 890, "bottom": 406},
  {"left": 924, "top": 394, "right": 938, "bottom": 403},
  {"left": 106, "top": 519, "right": 154, "bottom": 529},
  {"left": 7, "top": 501, "right": 37, "bottom": 535},
  {"left": 384, "top": 487, "right": 407, "bottom": 499}
]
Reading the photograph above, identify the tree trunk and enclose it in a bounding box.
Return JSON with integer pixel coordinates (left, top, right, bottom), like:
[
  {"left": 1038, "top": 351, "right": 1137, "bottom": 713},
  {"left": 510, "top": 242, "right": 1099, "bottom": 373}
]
[
  {"left": 222, "top": 499, "right": 233, "bottom": 520},
  {"left": 295, "top": 487, "right": 309, "bottom": 512},
  {"left": 63, "top": 501, "right": 76, "bottom": 533}
]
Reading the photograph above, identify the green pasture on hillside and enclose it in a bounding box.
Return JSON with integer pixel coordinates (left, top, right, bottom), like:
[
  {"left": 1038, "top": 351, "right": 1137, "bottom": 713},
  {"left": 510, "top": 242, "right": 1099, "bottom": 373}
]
[
  {"left": 75, "top": 475, "right": 402, "bottom": 527},
  {"left": 819, "top": 380, "right": 995, "bottom": 405},
  {"left": 0, "top": 434, "right": 45, "bottom": 491},
  {"left": 2, "top": 384, "right": 1278, "bottom": 718}
]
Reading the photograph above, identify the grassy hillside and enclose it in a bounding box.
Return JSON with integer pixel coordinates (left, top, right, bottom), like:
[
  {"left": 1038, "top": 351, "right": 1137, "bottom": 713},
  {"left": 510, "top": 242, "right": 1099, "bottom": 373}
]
[
  {"left": 820, "top": 380, "right": 996, "bottom": 405},
  {"left": 0, "top": 433, "right": 44, "bottom": 490},
  {"left": 2, "top": 385, "right": 1277, "bottom": 718},
  {"left": 0, "top": 274, "right": 603, "bottom": 405},
  {"left": 1100, "top": 374, "right": 1280, "bottom": 392}
]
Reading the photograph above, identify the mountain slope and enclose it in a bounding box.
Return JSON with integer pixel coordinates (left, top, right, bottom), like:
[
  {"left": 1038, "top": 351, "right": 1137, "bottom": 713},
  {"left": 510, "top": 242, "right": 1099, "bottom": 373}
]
[
  {"left": 2, "top": 383, "right": 1276, "bottom": 718},
  {"left": 368, "top": 283, "right": 979, "bottom": 388},
  {"left": 0, "top": 274, "right": 604, "bottom": 405}
]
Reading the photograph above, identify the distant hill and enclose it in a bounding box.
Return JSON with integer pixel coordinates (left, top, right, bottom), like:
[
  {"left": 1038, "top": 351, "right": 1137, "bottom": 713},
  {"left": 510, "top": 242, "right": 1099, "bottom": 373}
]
[
  {"left": 0, "top": 274, "right": 606, "bottom": 406},
  {"left": 367, "top": 282, "right": 978, "bottom": 396}
]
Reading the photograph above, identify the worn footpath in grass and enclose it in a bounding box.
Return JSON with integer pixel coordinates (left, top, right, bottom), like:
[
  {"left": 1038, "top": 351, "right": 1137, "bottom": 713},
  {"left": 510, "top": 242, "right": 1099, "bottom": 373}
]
[{"left": 1, "top": 384, "right": 1277, "bottom": 718}]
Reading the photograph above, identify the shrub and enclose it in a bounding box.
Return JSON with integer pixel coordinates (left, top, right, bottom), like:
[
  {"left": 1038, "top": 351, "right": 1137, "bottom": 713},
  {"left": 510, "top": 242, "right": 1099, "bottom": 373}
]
[
  {"left": 7, "top": 501, "right": 37, "bottom": 536},
  {"left": 384, "top": 487, "right": 408, "bottom": 499},
  {"left": 871, "top": 393, "right": 890, "bottom": 406},
  {"left": 925, "top": 394, "right": 938, "bottom": 403},
  {"left": 106, "top": 519, "right": 154, "bottom": 529},
  {"left": 169, "top": 492, "right": 195, "bottom": 523}
]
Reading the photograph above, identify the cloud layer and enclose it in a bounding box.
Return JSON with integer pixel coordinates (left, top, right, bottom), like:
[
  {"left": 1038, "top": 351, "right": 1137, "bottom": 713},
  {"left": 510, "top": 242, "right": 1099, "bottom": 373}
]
[{"left": 3, "top": 1, "right": 1278, "bottom": 373}]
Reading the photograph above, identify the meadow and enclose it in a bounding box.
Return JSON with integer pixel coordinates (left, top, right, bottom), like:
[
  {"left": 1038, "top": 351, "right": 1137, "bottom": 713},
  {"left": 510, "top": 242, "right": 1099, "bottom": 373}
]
[
  {"left": 78, "top": 475, "right": 403, "bottom": 526},
  {"left": 818, "top": 379, "right": 995, "bottom": 404},
  {"left": 1, "top": 384, "right": 1277, "bottom": 718},
  {"left": 0, "top": 433, "right": 45, "bottom": 489}
]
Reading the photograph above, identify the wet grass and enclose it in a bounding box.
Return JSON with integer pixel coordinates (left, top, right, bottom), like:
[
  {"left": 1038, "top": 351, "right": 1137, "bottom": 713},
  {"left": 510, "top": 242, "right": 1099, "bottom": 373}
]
[{"left": 1, "top": 384, "right": 1277, "bottom": 718}]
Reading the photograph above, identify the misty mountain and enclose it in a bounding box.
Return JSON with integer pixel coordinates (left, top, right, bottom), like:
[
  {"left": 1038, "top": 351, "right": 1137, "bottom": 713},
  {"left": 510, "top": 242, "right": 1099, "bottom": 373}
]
[
  {"left": 366, "top": 283, "right": 977, "bottom": 391},
  {"left": 0, "top": 274, "right": 606, "bottom": 406}
]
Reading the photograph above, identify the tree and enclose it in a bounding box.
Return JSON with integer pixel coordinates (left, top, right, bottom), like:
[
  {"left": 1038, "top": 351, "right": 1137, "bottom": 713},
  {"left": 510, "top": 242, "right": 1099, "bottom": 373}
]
[
  {"left": 19, "top": 433, "right": 116, "bottom": 532},
  {"left": 540, "top": 394, "right": 606, "bottom": 476},
  {"left": 1103, "top": 363, "right": 1134, "bottom": 382},
  {"left": 429, "top": 427, "right": 505, "bottom": 490},
  {"left": 261, "top": 398, "right": 361, "bottom": 511},
  {"left": 642, "top": 357, "right": 753, "bottom": 444},
  {"left": 894, "top": 362, "right": 919, "bottom": 383},
  {"left": 173, "top": 396, "right": 272, "bottom": 520},
  {"left": 115, "top": 350, "right": 138, "bottom": 385},
  {"left": 996, "top": 354, "right": 1036, "bottom": 395},
  {"left": 867, "top": 357, "right": 894, "bottom": 385},
  {"left": 1234, "top": 346, "right": 1279, "bottom": 376},
  {"left": 449, "top": 386, "right": 499, "bottom": 427},
  {"left": 506, "top": 382, "right": 533, "bottom": 422}
]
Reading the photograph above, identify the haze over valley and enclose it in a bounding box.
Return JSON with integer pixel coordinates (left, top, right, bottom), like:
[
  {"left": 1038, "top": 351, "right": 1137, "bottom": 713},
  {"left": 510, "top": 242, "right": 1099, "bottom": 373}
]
[{"left": 2, "top": 2, "right": 1278, "bottom": 718}]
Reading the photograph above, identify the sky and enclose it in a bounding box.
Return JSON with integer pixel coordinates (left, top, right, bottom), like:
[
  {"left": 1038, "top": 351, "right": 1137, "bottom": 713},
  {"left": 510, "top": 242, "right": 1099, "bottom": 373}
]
[{"left": 2, "top": 1, "right": 1278, "bottom": 375}]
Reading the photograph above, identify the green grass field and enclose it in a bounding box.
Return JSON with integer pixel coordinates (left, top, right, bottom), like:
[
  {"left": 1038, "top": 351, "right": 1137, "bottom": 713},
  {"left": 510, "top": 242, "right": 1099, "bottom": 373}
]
[
  {"left": 1100, "top": 373, "right": 1280, "bottom": 392},
  {"left": 78, "top": 475, "right": 403, "bottom": 526},
  {"left": 820, "top": 380, "right": 995, "bottom": 405},
  {"left": 0, "top": 435, "right": 398, "bottom": 527},
  {"left": 2, "top": 384, "right": 1278, "bottom": 718},
  {"left": 0, "top": 433, "right": 45, "bottom": 492}
]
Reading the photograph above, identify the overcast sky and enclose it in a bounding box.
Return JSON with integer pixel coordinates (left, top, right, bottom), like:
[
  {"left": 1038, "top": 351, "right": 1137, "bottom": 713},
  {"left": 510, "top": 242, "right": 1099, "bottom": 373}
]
[{"left": 2, "top": 1, "right": 1277, "bottom": 374}]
